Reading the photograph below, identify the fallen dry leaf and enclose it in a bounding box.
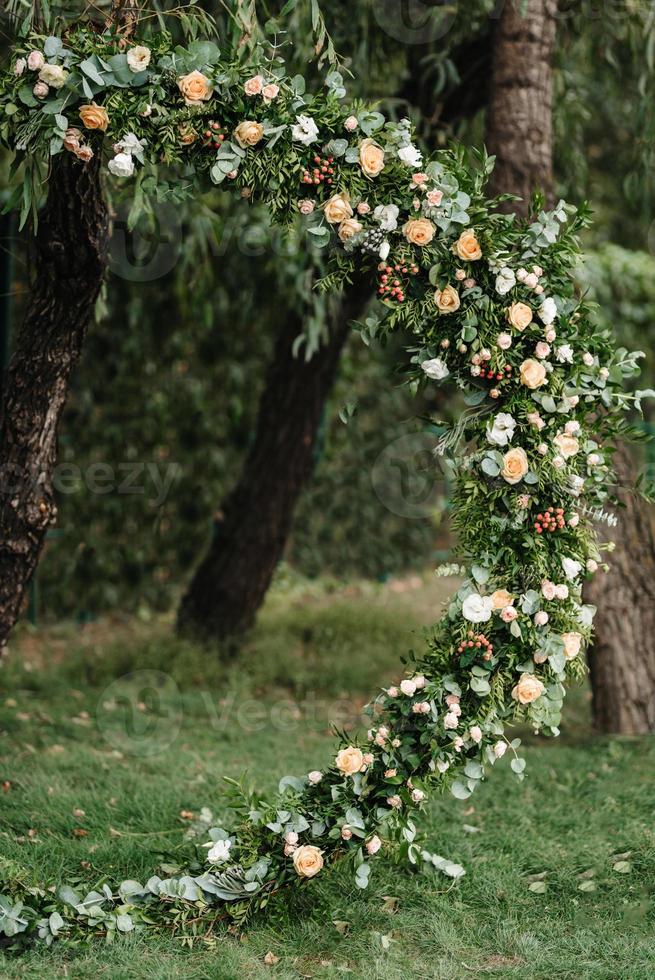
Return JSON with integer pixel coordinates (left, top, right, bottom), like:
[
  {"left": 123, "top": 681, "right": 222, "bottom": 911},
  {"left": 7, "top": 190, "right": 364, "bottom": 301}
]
[{"left": 263, "top": 951, "right": 279, "bottom": 966}]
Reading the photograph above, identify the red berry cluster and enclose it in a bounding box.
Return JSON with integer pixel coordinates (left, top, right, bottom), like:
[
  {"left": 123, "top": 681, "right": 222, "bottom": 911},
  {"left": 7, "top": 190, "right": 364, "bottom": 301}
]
[
  {"left": 203, "top": 120, "right": 225, "bottom": 148},
  {"left": 377, "top": 262, "right": 419, "bottom": 304},
  {"left": 302, "top": 154, "right": 335, "bottom": 186},
  {"left": 534, "top": 506, "right": 566, "bottom": 534},
  {"left": 478, "top": 364, "right": 513, "bottom": 382},
  {"left": 458, "top": 630, "right": 494, "bottom": 661}
]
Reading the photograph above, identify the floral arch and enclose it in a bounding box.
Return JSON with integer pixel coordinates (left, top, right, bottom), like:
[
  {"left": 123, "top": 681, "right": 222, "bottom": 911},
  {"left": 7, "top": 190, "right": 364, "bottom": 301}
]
[{"left": 0, "top": 23, "right": 647, "bottom": 945}]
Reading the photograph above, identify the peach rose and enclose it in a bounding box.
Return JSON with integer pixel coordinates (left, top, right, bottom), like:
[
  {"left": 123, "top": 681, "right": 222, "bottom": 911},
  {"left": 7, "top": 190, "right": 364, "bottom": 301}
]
[
  {"left": 292, "top": 845, "right": 324, "bottom": 878},
  {"left": 323, "top": 192, "right": 353, "bottom": 224},
  {"left": 562, "top": 632, "right": 582, "bottom": 660},
  {"left": 338, "top": 217, "right": 363, "bottom": 242},
  {"left": 335, "top": 746, "right": 364, "bottom": 775},
  {"left": 520, "top": 358, "right": 547, "bottom": 389},
  {"left": 79, "top": 103, "right": 109, "bottom": 132},
  {"left": 244, "top": 74, "right": 263, "bottom": 96},
  {"left": 553, "top": 433, "right": 579, "bottom": 458},
  {"left": 455, "top": 229, "right": 482, "bottom": 261},
  {"left": 511, "top": 674, "right": 545, "bottom": 704},
  {"left": 434, "top": 284, "right": 460, "bottom": 314},
  {"left": 403, "top": 218, "right": 436, "bottom": 246},
  {"left": 234, "top": 120, "right": 264, "bottom": 148},
  {"left": 507, "top": 302, "right": 533, "bottom": 331},
  {"left": 492, "top": 589, "right": 514, "bottom": 610},
  {"left": 177, "top": 70, "right": 213, "bottom": 106},
  {"left": 501, "top": 447, "right": 529, "bottom": 485},
  {"left": 262, "top": 83, "right": 279, "bottom": 103},
  {"left": 178, "top": 125, "right": 197, "bottom": 145},
  {"left": 359, "top": 138, "right": 385, "bottom": 177}
]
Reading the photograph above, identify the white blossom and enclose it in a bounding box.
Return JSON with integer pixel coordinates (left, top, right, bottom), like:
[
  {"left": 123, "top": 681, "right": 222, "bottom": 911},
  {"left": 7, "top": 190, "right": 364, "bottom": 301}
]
[
  {"left": 421, "top": 357, "right": 449, "bottom": 381},
  {"left": 538, "top": 297, "right": 558, "bottom": 325},
  {"left": 373, "top": 203, "right": 399, "bottom": 231},
  {"left": 108, "top": 152, "right": 135, "bottom": 178},
  {"left": 561, "top": 557, "right": 582, "bottom": 580},
  {"left": 398, "top": 143, "right": 423, "bottom": 168},
  {"left": 462, "top": 592, "right": 493, "bottom": 623},
  {"left": 555, "top": 344, "right": 574, "bottom": 364},
  {"left": 291, "top": 114, "right": 319, "bottom": 145},
  {"left": 486, "top": 412, "right": 515, "bottom": 447},
  {"left": 206, "top": 839, "right": 231, "bottom": 863},
  {"left": 495, "top": 267, "right": 516, "bottom": 295}
]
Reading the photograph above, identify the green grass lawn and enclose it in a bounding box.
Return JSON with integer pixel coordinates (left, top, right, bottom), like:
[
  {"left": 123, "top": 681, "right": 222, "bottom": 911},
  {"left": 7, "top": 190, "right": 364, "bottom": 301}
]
[{"left": 1, "top": 575, "right": 654, "bottom": 979}]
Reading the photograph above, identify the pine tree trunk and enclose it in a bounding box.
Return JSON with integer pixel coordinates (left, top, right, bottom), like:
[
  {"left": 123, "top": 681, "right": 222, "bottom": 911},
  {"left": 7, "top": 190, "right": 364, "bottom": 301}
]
[
  {"left": 486, "top": 0, "right": 557, "bottom": 212},
  {"left": 0, "top": 153, "right": 108, "bottom": 652},
  {"left": 586, "top": 445, "right": 655, "bottom": 732},
  {"left": 177, "top": 282, "right": 370, "bottom": 644}
]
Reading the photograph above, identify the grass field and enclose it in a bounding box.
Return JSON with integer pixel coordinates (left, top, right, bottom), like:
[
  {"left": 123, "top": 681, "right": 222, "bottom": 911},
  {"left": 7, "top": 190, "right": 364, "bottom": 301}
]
[{"left": 1, "top": 574, "right": 654, "bottom": 979}]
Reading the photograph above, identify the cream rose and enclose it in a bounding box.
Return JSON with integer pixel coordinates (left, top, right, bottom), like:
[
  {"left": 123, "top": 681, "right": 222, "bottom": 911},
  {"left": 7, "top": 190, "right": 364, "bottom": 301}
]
[
  {"left": 511, "top": 674, "right": 545, "bottom": 705},
  {"left": 434, "top": 284, "right": 460, "bottom": 314},
  {"left": 359, "top": 138, "right": 385, "bottom": 177},
  {"left": 177, "top": 70, "right": 213, "bottom": 106},
  {"left": 492, "top": 589, "right": 513, "bottom": 610},
  {"left": 553, "top": 433, "right": 579, "bottom": 458},
  {"left": 233, "top": 120, "right": 264, "bottom": 148},
  {"left": 338, "top": 217, "right": 363, "bottom": 242},
  {"left": 403, "top": 218, "right": 436, "bottom": 246},
  {"left": 501, "top": 447, "right": 529, "bottom": 485},
  {"left": 126, "top": 45, "right": 151, "bottom": 73},
  {"left": 561, "top": 632, "right": 583, "bottom": 660},
  {"left": 520, "top": 358, "right": 547, "bottom": 389},
  {"left": 39, "top": 63, "right": 67, "bottom": 89},
  {"left": 507, "top": 302, "right": 533, "bottom": 331},
  {"left": 79, "top": 103, "right": 109, "bottom": 131},
  {"left": 455, "top": 229, "right": 482, "bottom": 261},
  {"left": 335, "top": 746, "right": 364, "bottom": 775},
  {"left": 323, "top": 192, "right": 353, "bottom": 224},
  {"left": 292, "top": 845, "right": 324, "bottom": 878}
]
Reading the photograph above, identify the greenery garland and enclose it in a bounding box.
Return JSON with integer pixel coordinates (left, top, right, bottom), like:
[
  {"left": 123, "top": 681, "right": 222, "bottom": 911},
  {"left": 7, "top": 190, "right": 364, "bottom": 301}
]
[{"left": 1, "top": 23, "right": 652, "bottom": 948}]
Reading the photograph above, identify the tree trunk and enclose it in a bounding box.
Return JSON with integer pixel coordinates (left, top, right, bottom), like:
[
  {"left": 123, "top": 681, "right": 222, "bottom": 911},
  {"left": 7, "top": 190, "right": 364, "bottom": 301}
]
[
  {"left": 177, "top": 280, "right": 369, "bottom": 644},
  {"left": 486, "top": 0, "right": 557, "bottom": 213},
  {"left": 485, "top": 0, "right": 655, "bottom": 732},
  {"left": 0, "top": 153, "right": 108, "bottom": 652},
  {"left": 586, "top": 445, "right": 655, "bottom": 732}
]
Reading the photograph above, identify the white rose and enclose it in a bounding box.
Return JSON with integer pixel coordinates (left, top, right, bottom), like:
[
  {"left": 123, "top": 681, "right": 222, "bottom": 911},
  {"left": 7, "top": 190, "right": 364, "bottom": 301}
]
[
  {"left": 126, "top": 45, "right": 151, "bottom": 73},
  {"left": 307, "top": 770, "right": 323, "bottom": 785},
  {"left": 107, "top": 152, "right": 135, "bottom": 178},
  {"left": 421, "top": 357, "right": 449, "bottom": 381},
  {"left": 27, "top": 50, "right": 45, "bottom": 71},
  {"left": 539, "top": 297, "right": 558, "bottom": 325},
  {"left": 495, "top": 267, "right": 516, "bottom": 295},
  {"left": 556, "top": 344, "right": 574, "bottom": 363},
  {"left": 114, "top": 132, "right": 146, "bottom": 156},
  {"left": 462, "top": 593, "right": 493, "bottom": 623},
  {"left": 562, "top": 557, "right": 582, "bottom": 580},
  {"left": 486, "top": 412, "right": 515, "bottom": 447},
  {"left": 39, "top": 63, "right": 67, "bottom": 89},
  {"left": 373, "top": 203, "right": 399, "bottom": 231},
  {"left": 379, "top": 240, "right": 390, "bottom": 260},
  {"left": 400, "top": 678, "right": 417, "bottom": 696},
  {"left": 206, "top": 839, "right": 231, "bottom": 863},
  {"left": 291, "top": 114, "right": 319, "bottom": 145},
  {"left": 398, "top": 143, "right": 423, "bottom": 168}
]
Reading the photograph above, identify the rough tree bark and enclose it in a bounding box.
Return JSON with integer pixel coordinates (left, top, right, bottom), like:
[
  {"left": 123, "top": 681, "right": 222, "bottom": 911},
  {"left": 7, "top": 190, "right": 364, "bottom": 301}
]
[
  {"left": 0, "top": 153, "right": 108, "bottom": 651},
  {"left": 486, "top": 0, "right": 655, "bottom": 733},
  {"left": 177, "top": 280, "right": 369, "bottom": 643},
  {"left": 486, "top": 0, "right": 557, "bottom": 211},
  {"left": 586, "top": 446, "right": 655, "bottom": 732}
]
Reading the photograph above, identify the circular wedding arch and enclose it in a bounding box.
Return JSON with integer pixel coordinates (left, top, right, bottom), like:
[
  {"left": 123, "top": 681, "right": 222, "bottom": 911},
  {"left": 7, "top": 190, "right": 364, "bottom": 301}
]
[{"left": 0, "top": 23, "right": 645, "bottom": 946}]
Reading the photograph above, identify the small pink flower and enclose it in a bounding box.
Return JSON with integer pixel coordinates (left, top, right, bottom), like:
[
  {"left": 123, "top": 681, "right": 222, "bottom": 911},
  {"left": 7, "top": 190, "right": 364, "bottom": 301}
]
[
  {"left": 527, "top": 411, "right": 545, "bottom": 431},
  {"left": 363, "top": 752, "right": 374, "bottom": 765},
  {"left": 587, "top": 559, "right": 598, "bottom": 573},
  {"left": 226, "top": 170, "right": 238, "bottom": 179},
  {"left": 284, "top": 830, "right": 298, "bottom": 845},
  {"left": 453, "top": 736, "right": 464, "bottom": 752},
  {"left": 27, "top": 50, "right": 45, "bottom": 71},
  {"left": 374, "top": 733, "right": 386, "bottom": 747},
  {"left": 366, "top": 835, "right": 382, "bottom": 855},
  {"left": 545, "top": 328, "right": 557, "bottom": 342},
  {"left": 583, "top": 352, "right": 594, "bottom": 366},
  {"left": 497, "top": 332, "right": 512, "bottom": 350},
  {"left": 455, "top": 269, "right": 466, "bottom": 281},
  {"left": 534, "top": 611, "right": 549, "bottom": 627},
  {"left": 33, "top": 81, "right": 49, "bottom": 98},
  {"left": 524, "top": 272, "right": 539, "bottom": 288},
  {"left": 427, "top": 189, "right": 443, "bottom": 206},
  {"left": 262, "top": 83, "right": 279, "bottom": 102},
  {"left": 411, "top": 788, "right": 425, "bottom": 803},
  {"left": 75, "top": 145, "right": 94, "bottom": 163},
  {"left": 445, "top": 694, "right": 460, "bottom": 706},
  {"left": 308, "top": 770, "right": 323, "bottom": 784},
  {"left": 14, "top": 58, "right": 26, "bottom": 76},
  {"left": 538, "top": 443, "right": 548, "bottom": 455},
  {"left": 284, "top": 842, "right": 297, "bottom": 856},
  {"left": 554, "top": 583, "right": 569, "bottom": 600},
  {"left": 535, "top": 342, "right": 550, "bottom": 359},
  {"left": 412, "top": 701, "right": 430, "bottom": 715},
  {"left": 534, "top": 284, "right": 544, "bottom": 294},
  {"left": 444, "top": 711, "right": 459, "bottom": 730},
  {"left": 565, "top": 420, "right": 580, "bottom": 435},
  {"left": 553, "top": 455, "right": 565, "bottom": 469},
  {"left": 341, "top": 826, "right": 353, "bottom": 840},
  {"left": 387, "top": 686, "right": 399, "bottom": 698},
  {"left": 413, "top": 197, "right": 421, "bottom": 210},
  {"left": 391, "top": 738, "right": 401, "bottom": 748},
  {"left": 463, "top": 277, "right": 476, "bottom": 289},
  {"left": 244, "top": 74, "right": 263, "bottom": 95},
  {"left": 297, "top": 199, "right": 315, "bottom": 215},
  {"left": 469, "top": 725, "right": 482, "bottom": 743},
  {"left": 533, "top": 650, "right": 548, "bottom": 664},
  {"left": 384, "top": 768, "right": 397, "bottom": 778},
  {"left": 518, "top": 494, "right": 530, "bottom": 508},
  {"left": 533, "top": 265, "right": 543, "bottom": 277},
  {"left": 400, "top": 679, "right": 417, "bottom": 696},
  {"left": 412, "top": 173, "right": 428, "bottom": 185},
  {"left": 501, "top": 605, "right": 517, "bottom": 623},
  {"left": 541, "top": 579, "right": 556, "bottom": 601},
  {"left": 568, "top": 513, "right": 580, "bottom": 527},
  {"left": 413, "top": 675, "right": 427, "bottom": 689},
  {"left": 357, "top": 201, "right": 370, "bottom": 215},
  {"left": 387, "top": 795, "right": 402, "bottom": 809},
  {"left": 493, "top": 741, "right": 507, "bottom": 758},
  {"left": 344, "top": 115, "right": 359, "bottom": 131}
]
